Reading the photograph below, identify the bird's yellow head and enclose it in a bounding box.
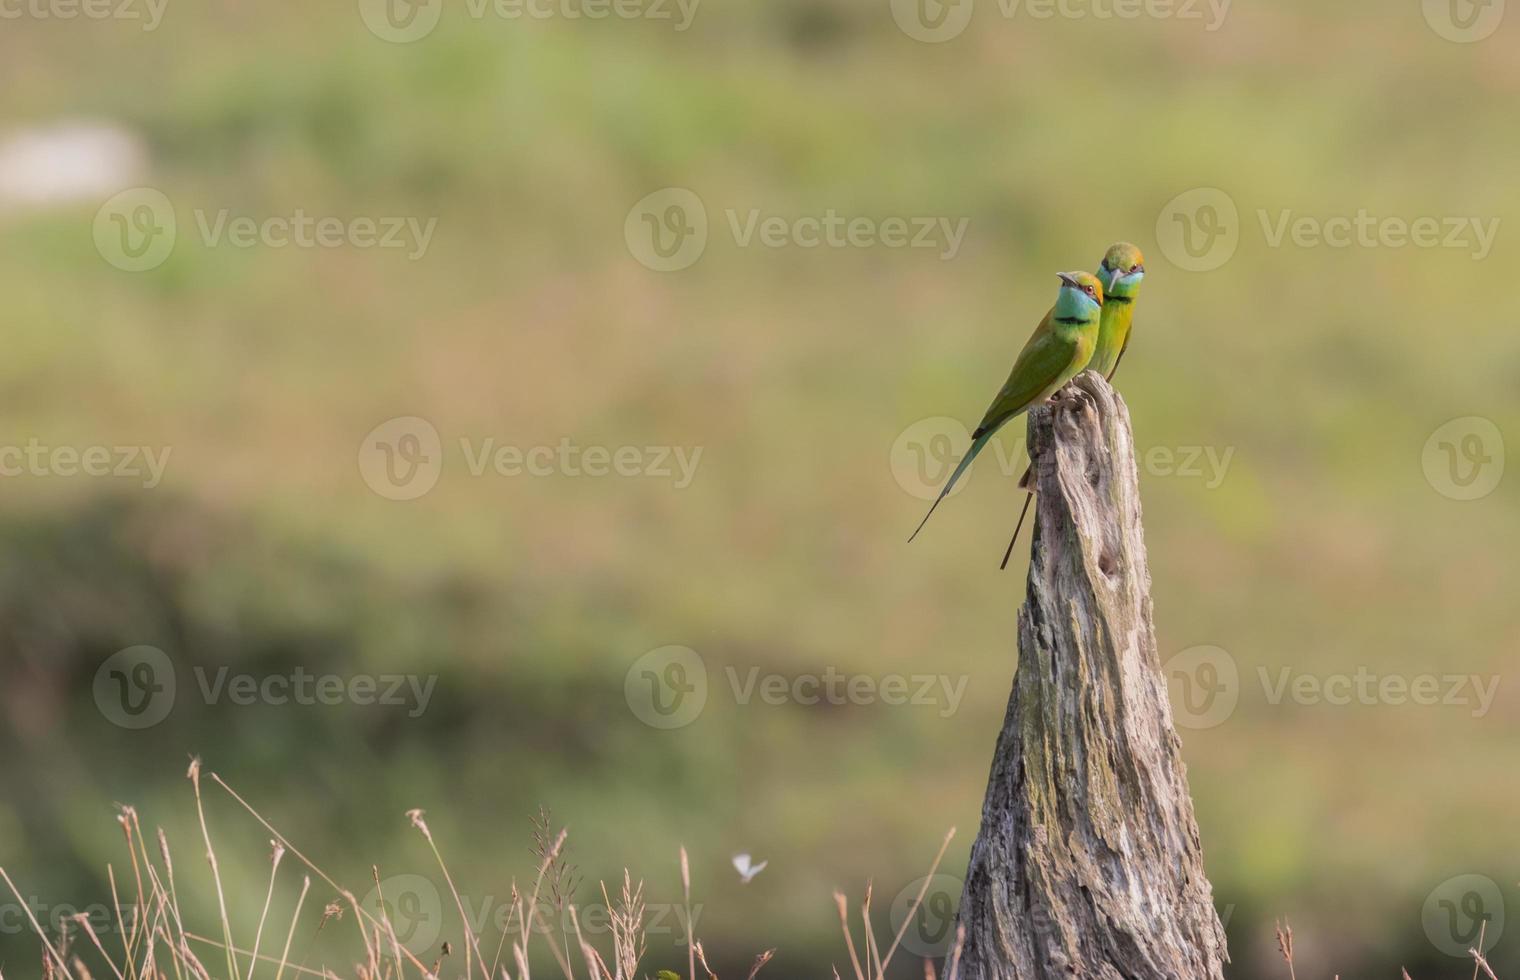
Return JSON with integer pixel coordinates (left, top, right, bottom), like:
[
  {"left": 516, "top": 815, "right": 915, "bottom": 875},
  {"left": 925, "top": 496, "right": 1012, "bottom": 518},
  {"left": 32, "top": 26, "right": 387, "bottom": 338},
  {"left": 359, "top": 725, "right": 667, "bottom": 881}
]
[
  {"left": 1054, "top": 270, "right": 1105, "bottom": 325},
  {"left": 1097, "top": 242, "right": 1145, "bottom": 299}
]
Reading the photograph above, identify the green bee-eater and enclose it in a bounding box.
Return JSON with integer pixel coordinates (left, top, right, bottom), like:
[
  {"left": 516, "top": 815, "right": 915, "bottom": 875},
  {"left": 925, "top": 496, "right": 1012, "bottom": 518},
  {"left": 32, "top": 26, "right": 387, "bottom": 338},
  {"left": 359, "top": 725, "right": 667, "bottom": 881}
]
[
  {"left": 908, "top": 271, "right": 1106, "bottom": 543},
  {"left": 1089, "top": 241, "right": 1146, "bottom": 377},
  {"left": 997, "top": 243, "right": 1147, "bottom": 567}
]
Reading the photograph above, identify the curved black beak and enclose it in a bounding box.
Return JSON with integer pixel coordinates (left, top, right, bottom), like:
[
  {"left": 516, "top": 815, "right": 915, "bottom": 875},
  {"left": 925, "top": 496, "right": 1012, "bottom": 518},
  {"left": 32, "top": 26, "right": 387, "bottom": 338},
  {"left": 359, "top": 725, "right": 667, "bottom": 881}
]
[{"left": 1057, "top": 272, "right": 1082, "bottom": 289}]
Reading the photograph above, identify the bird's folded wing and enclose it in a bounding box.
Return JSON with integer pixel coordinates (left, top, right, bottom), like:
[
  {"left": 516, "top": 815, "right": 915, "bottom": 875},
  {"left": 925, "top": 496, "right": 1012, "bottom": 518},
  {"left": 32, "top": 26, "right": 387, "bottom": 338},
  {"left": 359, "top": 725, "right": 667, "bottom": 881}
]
[{"left": 972, "top": 313, "right": 1075, "bottom": 438}]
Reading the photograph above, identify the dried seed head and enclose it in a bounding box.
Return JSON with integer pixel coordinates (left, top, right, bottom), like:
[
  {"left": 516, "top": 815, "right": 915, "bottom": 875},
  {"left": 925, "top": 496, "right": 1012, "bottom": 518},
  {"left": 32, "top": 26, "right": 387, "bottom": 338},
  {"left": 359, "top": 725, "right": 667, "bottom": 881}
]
[{"left": 1274, "top": 919, "right": 1293, "bottom": 962}]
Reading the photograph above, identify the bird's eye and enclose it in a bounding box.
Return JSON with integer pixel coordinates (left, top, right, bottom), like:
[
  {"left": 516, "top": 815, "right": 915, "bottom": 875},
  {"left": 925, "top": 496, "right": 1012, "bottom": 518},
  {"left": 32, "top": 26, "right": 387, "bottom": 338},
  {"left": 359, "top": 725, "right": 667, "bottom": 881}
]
[
  {"left": 1084, "top": 285, "right": 1095, "bottom": 296},
  {"left": 1129, "top": 265, "right": 1140, "bottom": 273}
]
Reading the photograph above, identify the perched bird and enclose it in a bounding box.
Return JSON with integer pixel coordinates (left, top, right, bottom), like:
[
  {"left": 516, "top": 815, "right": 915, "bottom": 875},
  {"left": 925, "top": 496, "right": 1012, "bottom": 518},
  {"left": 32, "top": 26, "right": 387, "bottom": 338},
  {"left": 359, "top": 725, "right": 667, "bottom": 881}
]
[
  {"left": 909, "top": 271, "right": 1105, "bottom": 543},
  {"left": 998, "top": 243, "right": 1147, "bottom": 568},
  {"left": 1089, "top": 241, "right": 1146, "bottom": 378}
]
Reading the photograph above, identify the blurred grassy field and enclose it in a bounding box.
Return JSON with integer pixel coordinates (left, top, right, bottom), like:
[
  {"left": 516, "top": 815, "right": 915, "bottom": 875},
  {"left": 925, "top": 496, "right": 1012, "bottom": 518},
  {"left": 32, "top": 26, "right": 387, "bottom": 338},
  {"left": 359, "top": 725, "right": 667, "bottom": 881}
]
[{"left": 1, "top": 0, "right": 1519, "bottom": 976}]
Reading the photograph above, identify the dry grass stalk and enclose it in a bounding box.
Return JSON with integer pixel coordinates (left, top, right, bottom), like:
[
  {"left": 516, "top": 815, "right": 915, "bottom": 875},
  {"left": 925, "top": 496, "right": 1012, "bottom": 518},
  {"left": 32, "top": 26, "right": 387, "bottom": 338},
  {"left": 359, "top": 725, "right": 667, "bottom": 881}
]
[
  {"left": 743, "top": 949, "right": 775, "bottom": 980},
  {"left": 7, "top": 768, "right": 785, "bottom": 980},
  {"left": 116, "top": 808, "right": 145, "bottom": 969},
  {"left": 1470, "top": 920, "right": 1497, "bottom": 980},
  {"left": 511, "top": 823, "right": 574, "bottom": 980},
  {"left": 189, "top": 759, "right": 241, "bottom": 980},
  {"left": 834, "top": 829, "right": 958, "bottom": 980},
  {"left": 568, "top": 904, "right": 611, "bottom": 980},
  {"left": 370, "top": 868, "right": 407, "bottom": 980},
  {"left": 600, "top": 872, "right": 646, "bottom": 980},
  {"left": 246, "top": 840, "right": 287, "bottom": 980},
  {"left": 407, "top": 809, "right": 488, "bottom": 980},
  {"left": 69, "top": 914, "right": 124, "bottom": 980},
  {"left": 861, "top": 882, "right": 882, "bottom": 980},
  {"left": 680, "top": 847, "right": 695, "bottom": 980},
  {"left": 943, "top": 925, "right": 965, "bottom": 980},
  {"left": 1, "top": 867, "right": 76, "bottom": 979},
  {"left": 1274, "top": 918, "right": 1296, "bottom": 980},
  {"left": 210, "top": 773, "right": 434, "bottom": 977},
  {"left": 1471, "top": 917, "right": 1495, "bottom": 978},
  {"left": 692, "top": 940, "right": 718, "bottom": 980}
]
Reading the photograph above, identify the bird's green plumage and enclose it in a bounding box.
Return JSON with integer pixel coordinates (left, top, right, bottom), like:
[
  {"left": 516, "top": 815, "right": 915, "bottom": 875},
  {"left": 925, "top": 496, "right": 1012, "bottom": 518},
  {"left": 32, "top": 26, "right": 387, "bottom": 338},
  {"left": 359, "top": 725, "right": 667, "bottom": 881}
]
[
  {"left": 908, "top": 272, "right": 1104, "bottom": 542},
  {"left": 994, "top": 244, "right": 1148, "bottom": 568},
  {"left": 1090, "top": 242, "right": 1145, "bottom": 379},
  {"left": 973, "top": 306, "right": 1096, "bottom": 439}
]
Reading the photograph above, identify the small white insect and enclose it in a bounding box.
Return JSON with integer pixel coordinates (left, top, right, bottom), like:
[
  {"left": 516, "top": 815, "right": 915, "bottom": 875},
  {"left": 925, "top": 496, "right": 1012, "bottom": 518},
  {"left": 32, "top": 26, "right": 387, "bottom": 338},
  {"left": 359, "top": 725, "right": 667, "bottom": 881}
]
[{"left": 731, "top": 853, "right": 767, "bottom": 884}]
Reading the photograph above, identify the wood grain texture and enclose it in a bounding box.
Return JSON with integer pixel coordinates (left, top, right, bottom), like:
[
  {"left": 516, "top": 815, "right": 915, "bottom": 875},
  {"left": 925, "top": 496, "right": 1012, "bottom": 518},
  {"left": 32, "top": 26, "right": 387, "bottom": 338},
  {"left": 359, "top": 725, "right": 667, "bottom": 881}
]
[{"left": 954, "top": 371, "right": 1228, "bottom": 980}]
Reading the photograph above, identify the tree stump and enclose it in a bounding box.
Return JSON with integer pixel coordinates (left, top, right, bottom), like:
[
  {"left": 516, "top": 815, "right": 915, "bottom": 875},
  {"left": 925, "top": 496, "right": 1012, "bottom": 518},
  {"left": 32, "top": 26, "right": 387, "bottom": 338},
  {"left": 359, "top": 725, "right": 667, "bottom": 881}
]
[{"left": 953, "top": 371, "right": 1228, "bottom": 980}]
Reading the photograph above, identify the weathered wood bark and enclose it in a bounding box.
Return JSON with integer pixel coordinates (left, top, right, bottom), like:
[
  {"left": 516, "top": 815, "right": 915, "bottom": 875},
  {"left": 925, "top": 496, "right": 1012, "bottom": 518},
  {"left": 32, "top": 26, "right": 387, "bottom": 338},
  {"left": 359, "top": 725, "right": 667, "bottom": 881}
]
[{"left": 953, "top": 371, "right": 1227, "bottom": 980}]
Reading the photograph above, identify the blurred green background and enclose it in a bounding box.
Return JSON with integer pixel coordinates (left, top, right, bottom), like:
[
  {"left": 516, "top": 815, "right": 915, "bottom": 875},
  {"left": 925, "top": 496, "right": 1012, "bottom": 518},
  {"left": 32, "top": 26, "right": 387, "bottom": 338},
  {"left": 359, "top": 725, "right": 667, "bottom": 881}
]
[{"left": 1, "top": 0, "right": 1518, "bottom": 976}]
